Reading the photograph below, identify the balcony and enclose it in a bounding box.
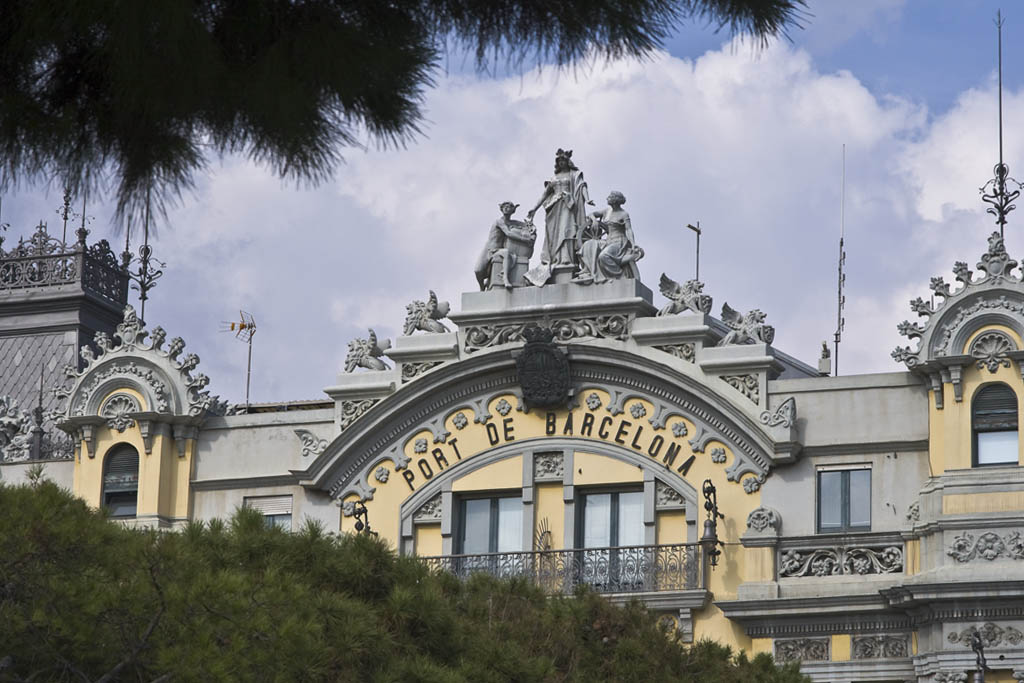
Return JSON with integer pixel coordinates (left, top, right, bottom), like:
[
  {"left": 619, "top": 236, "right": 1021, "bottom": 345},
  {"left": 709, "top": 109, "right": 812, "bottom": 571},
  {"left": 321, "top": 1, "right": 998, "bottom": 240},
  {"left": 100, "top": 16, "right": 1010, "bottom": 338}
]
[{"left": 423, "top": 543, "right": 704, "bottom": 595}]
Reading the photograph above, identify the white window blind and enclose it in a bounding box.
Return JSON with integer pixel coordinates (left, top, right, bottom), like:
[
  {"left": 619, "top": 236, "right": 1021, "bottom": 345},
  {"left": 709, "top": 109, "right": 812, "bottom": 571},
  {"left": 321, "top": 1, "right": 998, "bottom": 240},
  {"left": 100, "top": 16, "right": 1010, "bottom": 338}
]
[{"left": 244, "top": 495, "right": 292, "bottom": 515}]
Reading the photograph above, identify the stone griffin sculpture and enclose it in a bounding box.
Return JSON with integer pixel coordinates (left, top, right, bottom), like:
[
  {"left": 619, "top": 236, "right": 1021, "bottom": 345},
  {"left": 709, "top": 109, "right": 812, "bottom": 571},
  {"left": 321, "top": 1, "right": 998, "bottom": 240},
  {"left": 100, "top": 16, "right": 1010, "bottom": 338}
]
[
  {"left": 657, "top": 273, "right": 712, "bottom": 316},
  {"left": 344, "top": 329, "right": 391, "bottom": 372},
  {"left": 403, "top": 291, "right": 450, "bottom": 336},
  {"left": 718, "top": 303, "right": 775, "bottom": 346}
]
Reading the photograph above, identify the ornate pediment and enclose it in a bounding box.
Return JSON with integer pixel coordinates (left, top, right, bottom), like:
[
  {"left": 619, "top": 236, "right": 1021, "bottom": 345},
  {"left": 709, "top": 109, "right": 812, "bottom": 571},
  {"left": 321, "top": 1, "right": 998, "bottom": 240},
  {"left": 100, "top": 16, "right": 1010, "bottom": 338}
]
[{"left": 893, "top": 232, "right": 1024, "bottom": 406}]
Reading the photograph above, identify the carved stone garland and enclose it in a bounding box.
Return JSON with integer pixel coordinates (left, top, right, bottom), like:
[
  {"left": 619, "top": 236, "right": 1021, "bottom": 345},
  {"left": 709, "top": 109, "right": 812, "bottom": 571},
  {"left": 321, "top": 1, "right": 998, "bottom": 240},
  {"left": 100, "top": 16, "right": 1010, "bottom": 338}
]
[
  {"left": 462, "top": 314, "right": 630, "bottom": 353},
  {"left": 779, "top": 545, "right": 903, "bottom": 577},
  {"left": 401, "top": 361, "right": 442, "bottom": 383},
  {"left": 948, "top": 622, "right": 1024, "bottom": 648},
  {"left": 721, "top": 374, "right": 759, "bottom": 404},
  {"left": 851, "top": 635, "right": 909, "bottom": 659},
  {"left": 533, "top": 452, "right": 564, "bottom": 482},
  {"left": 774, "top": 638, "right": 829, "bottom": 663},
  {"left": 339, "top": 398, "right": 379, "bottom": 432},
  {"left": 947, "top": 531, "right": 1024, "bottom": 562}
]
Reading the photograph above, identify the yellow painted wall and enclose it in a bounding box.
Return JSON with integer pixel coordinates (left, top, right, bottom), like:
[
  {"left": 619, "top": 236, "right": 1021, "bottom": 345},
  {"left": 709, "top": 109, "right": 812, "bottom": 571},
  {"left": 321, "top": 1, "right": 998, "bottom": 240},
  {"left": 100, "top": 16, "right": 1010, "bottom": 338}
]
[
  {"left": 750, "top": 638, "right": 772, "bottom": 656},
  {"left": 574, "top": 451, "right": 644, "bottom": 486},
  {"left": 929, "top": 325, "right": 1024, "bottom": 473},
  {"left": 905, "top": 539, "right": 920, "bottom": 575},
  {"left": 453, "top": 456, "right": 522, "bottom": 491},
  {"left": 742, "top": 546, "right": 774, "bottom": 583},
  {"left": 943, "top": 491, "right": 1024, "bottom": 514},
  {"left": 830, "top": 634, "right": 851, "bottom": 662},
  {"left": 535, "top": 483, "right": 565, "bottom": 551},
  {"left": 415, "top": 524, "right": 442, "bottom": 556},
  {"left": 656, "top": 510, "right": 687, "bottom": 545}
]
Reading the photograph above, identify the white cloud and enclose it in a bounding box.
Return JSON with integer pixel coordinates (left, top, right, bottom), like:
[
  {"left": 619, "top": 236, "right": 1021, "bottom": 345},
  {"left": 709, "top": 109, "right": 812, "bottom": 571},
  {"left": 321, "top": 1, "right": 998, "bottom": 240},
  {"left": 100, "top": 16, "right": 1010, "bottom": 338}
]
[{"left": 3, "top": 37, "right": 1016, "bottom": 401}]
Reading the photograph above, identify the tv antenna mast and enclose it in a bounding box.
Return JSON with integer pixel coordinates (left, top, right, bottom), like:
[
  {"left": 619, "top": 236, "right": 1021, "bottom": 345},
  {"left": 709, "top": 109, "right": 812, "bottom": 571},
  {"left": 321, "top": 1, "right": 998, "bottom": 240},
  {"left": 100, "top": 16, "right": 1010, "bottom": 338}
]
[
  {"left": 222, "top": 311, "right": 256, "bottom": 412},
  {"left": 834, "top": 144, "right": 847, "bottom": 375}
]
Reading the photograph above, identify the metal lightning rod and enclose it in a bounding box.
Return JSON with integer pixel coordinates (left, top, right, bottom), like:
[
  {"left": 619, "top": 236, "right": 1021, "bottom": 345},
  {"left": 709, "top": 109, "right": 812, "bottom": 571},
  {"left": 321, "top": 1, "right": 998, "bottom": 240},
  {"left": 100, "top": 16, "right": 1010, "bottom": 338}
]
[{"left": 834, "top": 144, "right": 847, "bottom": 376}]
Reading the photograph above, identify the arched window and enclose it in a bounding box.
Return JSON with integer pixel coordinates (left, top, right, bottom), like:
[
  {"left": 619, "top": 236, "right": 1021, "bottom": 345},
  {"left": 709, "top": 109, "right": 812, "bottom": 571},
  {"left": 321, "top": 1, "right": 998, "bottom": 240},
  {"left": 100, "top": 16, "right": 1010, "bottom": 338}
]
[
  {"left": 973, "top": 383, "right": 1019, "bottom": 466},
  {"left": 103, "top": 445, "right": 139, "bottom": 517}
]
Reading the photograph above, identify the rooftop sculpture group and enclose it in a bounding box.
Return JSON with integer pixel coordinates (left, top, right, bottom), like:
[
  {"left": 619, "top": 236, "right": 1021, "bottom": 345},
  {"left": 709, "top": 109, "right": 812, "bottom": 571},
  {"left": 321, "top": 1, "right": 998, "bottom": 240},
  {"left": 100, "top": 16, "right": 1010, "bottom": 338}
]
[{"left": 477, "top": 149, "right": 645, "bottom": 289}]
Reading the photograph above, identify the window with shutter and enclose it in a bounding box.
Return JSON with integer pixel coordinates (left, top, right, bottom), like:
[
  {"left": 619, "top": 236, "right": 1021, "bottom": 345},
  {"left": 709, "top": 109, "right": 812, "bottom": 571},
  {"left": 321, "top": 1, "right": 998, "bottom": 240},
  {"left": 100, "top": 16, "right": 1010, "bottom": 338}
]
[
  {"left": 973, "top": 383, "right": 1019, "bottom": 466},
  {"left": 244, "top": 495, "right": 293, "bottom": 530},
  {"left": 103, "top": 445, "right": 139, "bottom": 517}
]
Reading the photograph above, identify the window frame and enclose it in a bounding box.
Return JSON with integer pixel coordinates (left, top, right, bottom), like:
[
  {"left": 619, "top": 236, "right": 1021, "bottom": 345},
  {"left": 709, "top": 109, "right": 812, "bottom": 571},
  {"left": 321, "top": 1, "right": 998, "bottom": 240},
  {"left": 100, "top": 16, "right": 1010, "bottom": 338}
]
[
  {"left": 243, "top": 495, "right": 293, "bottom": 531},
  {"left": 575, "top": 487, "right": 645, "bottom": 549},
  {"left": 455, "top": 493, "right": 522, "bottom": 554},
  {"left": 815, "top": 466, "right": 871, "bottom": 534},
  {"left": 972, "top": 382, "right": 1020, "bottom": 467},
  {"left": 102, "top": 444, "right": 139, "bottom": 518}
]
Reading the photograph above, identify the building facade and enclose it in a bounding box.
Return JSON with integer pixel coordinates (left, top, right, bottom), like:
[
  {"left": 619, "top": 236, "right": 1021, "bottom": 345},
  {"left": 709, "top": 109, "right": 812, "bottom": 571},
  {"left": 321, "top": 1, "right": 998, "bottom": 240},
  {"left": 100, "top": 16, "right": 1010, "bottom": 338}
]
[{"left": 2, "top": 176, "right": 1024, "bottom": 683}]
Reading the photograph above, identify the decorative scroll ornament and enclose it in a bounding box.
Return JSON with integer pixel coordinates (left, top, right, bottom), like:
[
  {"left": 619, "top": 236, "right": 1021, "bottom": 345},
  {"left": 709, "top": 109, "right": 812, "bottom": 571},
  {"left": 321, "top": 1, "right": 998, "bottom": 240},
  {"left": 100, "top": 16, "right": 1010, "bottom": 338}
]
[
  {"left": 948, "top": 622, "right": 1024, "bottom": 648},
  {"left": 906, "top": 501, "right": 920, "bottom": 522},
  {"left": 655, "top": 480, "right": 685, "bottom": 508},
  {"left": 402, "top": 291, "right": 450, "bottom": 335},
  {"left": 53, "top": 305, "right": 222, "bottom": 421},
  {"left": 344, "top": 329, "right": 391, "bottom": 372},
  {"left": 947, "top": 531, "right": 1024, "bottom": 562},
  {"left": 339, "top": 398, "right": 379, "bottom": 432},
  {"left": 463, "top": 314, "right": 630, "bottom": 353},
  {"left": 774, "top": 638, "right": 829, "bottom": 663},
  {"left": 981, "top": 161, "right": 1023, "bottom": 233},
  {"left": 851, "top": 635, "right": 909, "bottom": 659},
  {"left": 657, "top": 274, "right": 712, "bottom": 316},
  {"left": 294, "top": 429, "right": 329, "bottom": 458},
  {"left": 653, "top": 342, "right": 695, "bottom": 363},
  {"left": 413, "top": 493, "right": 442, "bottom": 523},
  {"left": 970, "top": 330, "right": 1015, "bottom": 372},
  {"left": 0, "top": 396, "right": 33, "bottom": 463},
  {"left": 100, "top": 393, "right": 140, "bottom": 432},
  {"left": 515, "top": 326, "right": 571, "bottom": 409},
  {"left": 401, "top": 361, "right": 441, "bottom": 383},
  {"left": 718, "top": 303, "right": 774, "bottom": 346},
  {"left": 533, "top": 452, "right": 564, "bottom": 481},
  {"left": 746, "top": 506, "right": 780, "bottom": 533},
  {"left": 759, "top": 397, "right": 795, "bottom": 428},
  {"left": 779, "top": 544, "right": 902, "bottom": 577},
  {"left": 935, "top": 672, "right": 968, "bottom": 683},
  {"left": 721, "top": 374, "right": 759, "bottom": 404}
]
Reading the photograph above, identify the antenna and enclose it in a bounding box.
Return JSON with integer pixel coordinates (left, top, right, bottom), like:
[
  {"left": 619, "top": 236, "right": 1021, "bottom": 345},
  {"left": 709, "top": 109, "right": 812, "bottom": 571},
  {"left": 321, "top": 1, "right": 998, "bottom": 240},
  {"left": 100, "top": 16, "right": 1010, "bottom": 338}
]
[
  {"left": 221, "top": 311, "right": 257, "bottom": 412},
  {"left": 834, "top": 144, "right": 847, "bottom": 375},
  {"left": 981, "top": 10, "right": 1022, "bottom": 236}
]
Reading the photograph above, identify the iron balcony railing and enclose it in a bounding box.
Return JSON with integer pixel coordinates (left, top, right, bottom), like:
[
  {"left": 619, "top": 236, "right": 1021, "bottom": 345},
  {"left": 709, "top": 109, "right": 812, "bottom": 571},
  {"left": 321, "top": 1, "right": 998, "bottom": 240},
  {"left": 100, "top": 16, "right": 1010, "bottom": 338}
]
[{"left": 423, "top": 543, "right": 703, "bottom": 594}]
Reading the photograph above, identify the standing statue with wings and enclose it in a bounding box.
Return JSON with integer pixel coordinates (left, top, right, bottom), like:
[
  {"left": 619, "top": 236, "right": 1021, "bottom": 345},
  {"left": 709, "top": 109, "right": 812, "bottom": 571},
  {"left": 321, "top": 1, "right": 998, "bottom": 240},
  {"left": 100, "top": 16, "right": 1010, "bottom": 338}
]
[
  {"left": 344, "top": 329, "right": 392, "bottom": 372},
  {"left": 657, "top": 273, "right": 713, "bottom": 316},
  {"left": 403, "top": 291, "right": 451, "bottom": 336},
  {"left": 717, "top": 303, "right": 775, "bottom": 346}
]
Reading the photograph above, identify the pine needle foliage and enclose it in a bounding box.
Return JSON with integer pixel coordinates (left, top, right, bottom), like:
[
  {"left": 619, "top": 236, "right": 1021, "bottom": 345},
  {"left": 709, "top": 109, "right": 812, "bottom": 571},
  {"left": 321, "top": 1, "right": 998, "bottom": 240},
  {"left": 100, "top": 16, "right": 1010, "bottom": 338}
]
[
  {"left": 0, "top": 481, "right": 810, "bottom": 682},
  {"left": 0, "top": 0, "right": 805, "bottom": 228}
]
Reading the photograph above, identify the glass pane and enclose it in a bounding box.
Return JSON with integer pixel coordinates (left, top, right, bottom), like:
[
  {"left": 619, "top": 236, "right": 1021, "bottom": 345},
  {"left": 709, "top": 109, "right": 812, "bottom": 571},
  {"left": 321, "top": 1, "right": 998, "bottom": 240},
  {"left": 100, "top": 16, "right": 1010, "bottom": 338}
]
[
  {"left": 265, "top": 514, "right": 292, "bottom": 531},
  {"left": 461, "top": 499, "right": 491, "bottom": 554},
  {"left": 818, "top": 471, "right": 842, "bottom": 530},
  {"left": 978, "top": 430, "right": 1019, "bottom": 465},
  {"left": 848, "top": 470, "right": 871, "bottom": 528},
  {"left": 105, "top": 491, "right": 137, "bottom": 518},
  {"left": 617, "top": 492, "right": 644, "bottom": 547},
  {"left": 583, "top": 494, "right": 611, "bottom": 548},
  {"left": 496, "top": 497, "right": 522, "bottom": 552}
]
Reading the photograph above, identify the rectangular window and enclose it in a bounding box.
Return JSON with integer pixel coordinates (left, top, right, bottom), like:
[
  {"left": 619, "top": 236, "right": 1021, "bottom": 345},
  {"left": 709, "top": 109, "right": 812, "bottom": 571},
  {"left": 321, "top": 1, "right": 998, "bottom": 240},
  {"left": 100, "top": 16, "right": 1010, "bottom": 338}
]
[
  {"left": 577, "top": 490, "right": 646, "bottom": 591},
  {"left": 817, "top": 468, "right": 870, "bottom": 533},
  {"left": 244, "top": 495, "right": 293, "bottom": 531},
  {"left": 457, "top": 496, "right": 522, "bottom": 554}
]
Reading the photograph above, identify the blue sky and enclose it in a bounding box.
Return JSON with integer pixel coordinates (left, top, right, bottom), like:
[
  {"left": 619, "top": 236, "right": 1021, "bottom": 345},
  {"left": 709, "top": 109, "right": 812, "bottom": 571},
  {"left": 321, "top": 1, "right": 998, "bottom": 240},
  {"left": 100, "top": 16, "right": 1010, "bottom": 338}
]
[{"left": 4, "top": 0, "right": 1024, "bottom": 403}]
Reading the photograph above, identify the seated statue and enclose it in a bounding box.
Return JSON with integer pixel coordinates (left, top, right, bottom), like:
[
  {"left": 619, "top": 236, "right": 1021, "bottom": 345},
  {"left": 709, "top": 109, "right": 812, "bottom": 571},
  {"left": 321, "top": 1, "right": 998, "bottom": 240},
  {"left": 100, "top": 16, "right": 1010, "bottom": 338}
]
[
  {"left": 474, "top": 202, "right": 537, "bottom": 290},
  {"left": 574, "top": 191, "right": 643, "bottom": 284}
]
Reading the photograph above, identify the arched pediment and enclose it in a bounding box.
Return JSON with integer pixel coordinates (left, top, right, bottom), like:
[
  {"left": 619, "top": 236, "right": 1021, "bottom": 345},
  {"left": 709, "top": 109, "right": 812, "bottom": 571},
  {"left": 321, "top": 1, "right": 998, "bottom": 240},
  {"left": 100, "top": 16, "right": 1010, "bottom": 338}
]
[
  {"left": 298, "top": 343, "right": 801, "bottom": 510},
  {"left": 54, "top": 305, "right": 223, "bottom": 421}
]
